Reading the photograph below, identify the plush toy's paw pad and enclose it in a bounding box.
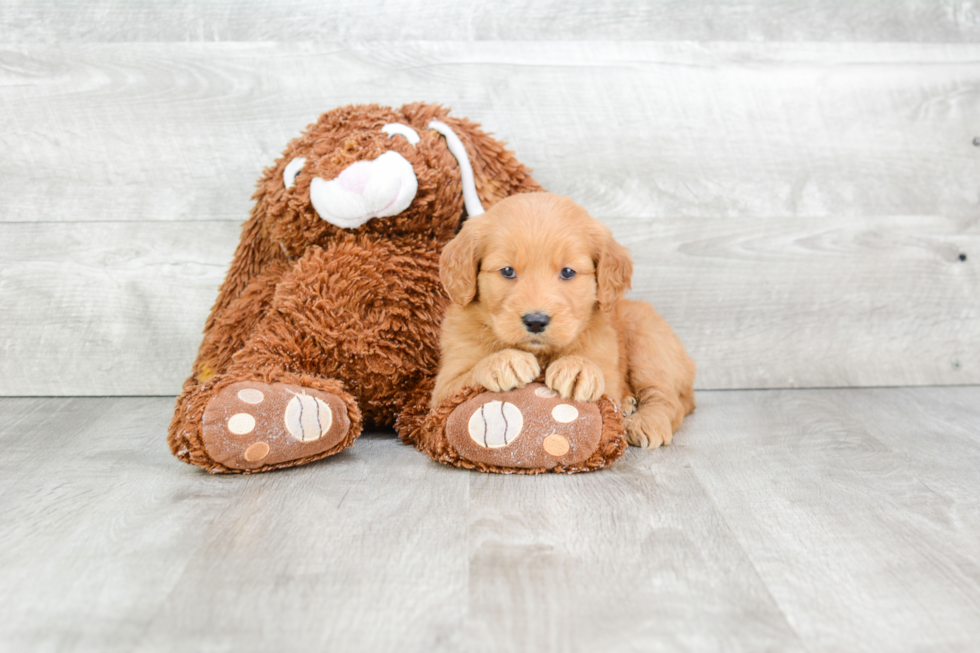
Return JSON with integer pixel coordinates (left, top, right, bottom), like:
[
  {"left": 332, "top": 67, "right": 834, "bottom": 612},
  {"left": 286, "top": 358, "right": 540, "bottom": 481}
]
[
  {"left": 202, "top": 382, "right": 351, "bottom": 470},
  {"left": 446, "top": 383, "right": 602, "bottom": 470}
]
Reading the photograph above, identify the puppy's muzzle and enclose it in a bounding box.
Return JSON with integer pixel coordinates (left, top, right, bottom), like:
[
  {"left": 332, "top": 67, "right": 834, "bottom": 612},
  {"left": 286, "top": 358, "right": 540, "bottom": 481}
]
[{"left": 522, "top": 313, "right": 551, "bottom": 334}]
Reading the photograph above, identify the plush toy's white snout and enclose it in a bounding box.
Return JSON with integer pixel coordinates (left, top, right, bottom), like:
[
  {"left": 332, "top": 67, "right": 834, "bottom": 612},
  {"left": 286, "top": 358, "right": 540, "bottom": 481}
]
[
  {"left": 307, "top": 120, "right": 485, "bottom": 229},
  {"left": 309, "top": 151, "right": 418, "bottom": 229}
]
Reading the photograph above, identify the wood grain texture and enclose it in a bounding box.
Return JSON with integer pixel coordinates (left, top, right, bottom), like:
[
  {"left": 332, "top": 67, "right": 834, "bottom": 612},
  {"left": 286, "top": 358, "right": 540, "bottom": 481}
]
[
  {"left": 0, "top": 397, "right": 469, "bottom": 653},
  {"left": 683, "top": 387, "right": 980, "bottom": 652},
  {"left": 3, "top": 38, "right": 979, "bottom": 394},
  {"left": 2, "top": 387, "right": 979, "bottom": 651},
  {"left": 611, "top": 213, "right": 980, "bottom": 390},
  {"left": 0, "top": 221, "right": 239, "bottom": 396},
  {"left": 2, "top": 0, "right": 979, "bottom": 43},
  {"left": 3, "top": 213, "right": 976, "bottom": 395},
  {"left": 2, "top": 42, "right": 978, "bottom": 224},
  {"left": 463, "top": 462, "right": 807, "bottom": 652}
]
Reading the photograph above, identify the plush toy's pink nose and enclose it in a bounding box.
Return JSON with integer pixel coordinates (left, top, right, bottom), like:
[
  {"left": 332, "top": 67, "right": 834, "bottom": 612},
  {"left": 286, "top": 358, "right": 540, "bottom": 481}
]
[{"left": 335, "top": 161, "right": 372, "bottom": 196}]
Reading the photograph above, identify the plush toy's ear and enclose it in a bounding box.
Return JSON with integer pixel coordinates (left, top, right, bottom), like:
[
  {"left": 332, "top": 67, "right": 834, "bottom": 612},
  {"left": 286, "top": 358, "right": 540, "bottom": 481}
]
[
  {"left": 595, "top": 226, "right": 633, "bottom": 311},
  {"left": 440, "top": 218, "right": 484, "bottom": 307},
  {"left": 429, "top": 120, "right": 485, "bottom": 219},
  {"left": 429, "top": 114, "right": 543, "bottom": 211}
]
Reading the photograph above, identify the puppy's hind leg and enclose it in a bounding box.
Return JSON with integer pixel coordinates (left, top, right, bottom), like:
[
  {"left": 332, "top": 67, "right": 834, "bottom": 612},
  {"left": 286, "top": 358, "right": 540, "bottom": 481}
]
[
  {"left": 618, "top": 300, "right": 696, "bottom": 449},
  {"left": 624, "top": 388, "right": 685, "bottom": 448}
]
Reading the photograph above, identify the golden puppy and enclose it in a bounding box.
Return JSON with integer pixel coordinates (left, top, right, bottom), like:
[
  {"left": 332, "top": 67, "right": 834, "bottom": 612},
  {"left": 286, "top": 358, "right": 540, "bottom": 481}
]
[{"left": 431, "top": 192, "right": 695, "bottom": 448}]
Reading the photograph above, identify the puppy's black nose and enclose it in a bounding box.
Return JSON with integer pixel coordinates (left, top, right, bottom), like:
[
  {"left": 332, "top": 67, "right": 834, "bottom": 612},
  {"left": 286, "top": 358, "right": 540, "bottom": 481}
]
[{"left": 522, "top": 313, "right": 550, "bottom": 333}]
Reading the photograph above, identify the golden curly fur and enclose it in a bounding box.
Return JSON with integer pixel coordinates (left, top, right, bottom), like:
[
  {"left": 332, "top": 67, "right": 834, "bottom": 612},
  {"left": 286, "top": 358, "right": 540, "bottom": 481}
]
[{"left": 432, "top": 192, "right": 696, "bottom": 448}]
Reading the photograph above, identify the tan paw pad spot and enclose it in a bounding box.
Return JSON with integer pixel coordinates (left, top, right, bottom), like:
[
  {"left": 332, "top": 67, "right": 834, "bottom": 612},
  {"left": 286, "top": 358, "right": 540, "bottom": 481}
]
[
  {"left": 468, "top": 400, "right": 523, "bottom": 448},
  {"left": 227, "top": 413, "right": 256, "bottom": 435},
  {"left": 237, "top": 388, "right": 265, "bottom": 404},
  {"left": 542, "top": 433, "right": 570, "bottom": 457},
  {"left": 244, "top": 442, "right": 270, "bottom": 462},
  {"left": 535, "top": 386, "right": 558, "bottom": 398},
  {"left": 551, "top": 404, "right": 579, "bottom": 423}
]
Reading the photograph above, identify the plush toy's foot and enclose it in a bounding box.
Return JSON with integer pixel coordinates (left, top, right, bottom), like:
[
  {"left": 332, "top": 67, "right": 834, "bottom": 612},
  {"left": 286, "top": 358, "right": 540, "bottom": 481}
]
[
  {"left": 420, "top": 382, "right": 626, "bottom": 474},
  {"left": 201, "top": 381, "right": 353, "bottom": 472}
]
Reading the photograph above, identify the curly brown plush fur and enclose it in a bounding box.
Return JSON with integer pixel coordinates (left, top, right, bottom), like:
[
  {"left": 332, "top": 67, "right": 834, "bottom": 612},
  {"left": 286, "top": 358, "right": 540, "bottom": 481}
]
[{"left": 168, "top": 103, "right": 541, "bottom": 473}]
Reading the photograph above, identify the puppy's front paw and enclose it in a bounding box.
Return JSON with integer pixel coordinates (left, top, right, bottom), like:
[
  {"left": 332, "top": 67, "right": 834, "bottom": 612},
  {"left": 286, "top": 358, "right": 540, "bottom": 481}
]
[
  {"left": 624, "top": 410, "right": 673, "bottom": 449},
  {"left": 545, "top": 356, "right": 605, "bottom": 402},
  {"left": 472, "top": 349, "right": 541, "bottom": 393}
]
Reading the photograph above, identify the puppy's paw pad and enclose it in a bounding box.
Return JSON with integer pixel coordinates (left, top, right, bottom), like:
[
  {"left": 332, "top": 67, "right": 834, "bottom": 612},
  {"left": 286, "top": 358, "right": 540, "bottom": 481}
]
[
  {"left": 202, "top": 382, "right": 352, "bottom": 470},
  {"left": 446, "top": 383, "right": 603, "bottom": 470}
]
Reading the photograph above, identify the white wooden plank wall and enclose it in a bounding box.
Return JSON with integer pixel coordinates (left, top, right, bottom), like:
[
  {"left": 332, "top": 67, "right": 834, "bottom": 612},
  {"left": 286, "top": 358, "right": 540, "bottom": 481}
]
[
  {"left": 3, "top": 1, "right": 980, "bottom": 42},
  {"left": 1, "top": 4, "right": 979, "bottom": 395}
]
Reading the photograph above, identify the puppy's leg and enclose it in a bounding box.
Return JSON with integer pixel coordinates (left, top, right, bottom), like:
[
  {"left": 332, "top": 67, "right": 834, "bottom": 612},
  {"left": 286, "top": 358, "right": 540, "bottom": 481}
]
[
  {"left": 618, "top": 300, "right": 696, "bottom": 449},
  {"left": 624, "top": 389, "right": 683, "bottom": 449}
]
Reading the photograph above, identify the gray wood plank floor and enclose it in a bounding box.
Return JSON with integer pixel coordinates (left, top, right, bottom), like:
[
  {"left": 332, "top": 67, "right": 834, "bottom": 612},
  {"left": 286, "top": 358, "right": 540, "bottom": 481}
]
[{"left": 2, "top": 387, "right": 978, "bottom": 653}]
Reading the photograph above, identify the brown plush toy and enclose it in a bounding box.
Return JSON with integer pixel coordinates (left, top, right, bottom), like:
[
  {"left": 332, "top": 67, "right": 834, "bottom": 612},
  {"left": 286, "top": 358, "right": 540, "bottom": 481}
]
[{"left": 169, "top": 103, "right": 627, "bottom": 474}]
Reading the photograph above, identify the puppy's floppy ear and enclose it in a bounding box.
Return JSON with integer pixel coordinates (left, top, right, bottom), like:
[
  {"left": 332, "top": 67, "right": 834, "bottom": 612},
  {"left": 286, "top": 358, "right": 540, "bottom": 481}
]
[
  {"left": 440, "top": 219, "right": 483, "bottom": 306},
  {"left": 595, "top": 228, "right": 633, "bottom": 311}
]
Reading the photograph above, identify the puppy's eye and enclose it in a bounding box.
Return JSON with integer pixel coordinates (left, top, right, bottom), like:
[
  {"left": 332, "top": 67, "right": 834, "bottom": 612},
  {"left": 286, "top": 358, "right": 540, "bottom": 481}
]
[
  {"left": 283, "top": 157, "right": 306, "bottom": 189},
  {"left": 500, "top": 267, "right": 516, "bottom": 279},
  {"left": 560, "top": 268, "right": 577, "bottom": 280}
]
